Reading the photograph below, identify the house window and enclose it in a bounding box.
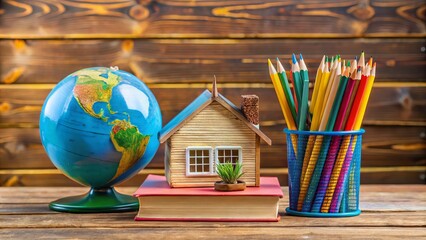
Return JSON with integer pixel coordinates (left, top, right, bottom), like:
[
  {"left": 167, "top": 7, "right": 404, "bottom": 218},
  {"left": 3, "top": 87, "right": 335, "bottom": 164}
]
[
  {"left": 186, "top": 147, "right": 214, "bottom": 176},
  {"left": 215, "top": 146, "right": 242, "bottom": 167}
]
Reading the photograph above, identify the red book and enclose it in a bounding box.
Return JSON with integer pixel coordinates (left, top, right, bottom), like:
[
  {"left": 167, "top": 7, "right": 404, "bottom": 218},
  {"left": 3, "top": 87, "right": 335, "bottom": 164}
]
[{"left": 134, "top": 175, "right": 283, "bottom": 222}]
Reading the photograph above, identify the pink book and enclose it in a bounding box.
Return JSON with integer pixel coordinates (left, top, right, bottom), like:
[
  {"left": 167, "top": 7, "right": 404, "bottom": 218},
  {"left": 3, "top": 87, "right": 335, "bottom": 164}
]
[{"left": 134, "top": 175, "right": 283, "bottom": 222}]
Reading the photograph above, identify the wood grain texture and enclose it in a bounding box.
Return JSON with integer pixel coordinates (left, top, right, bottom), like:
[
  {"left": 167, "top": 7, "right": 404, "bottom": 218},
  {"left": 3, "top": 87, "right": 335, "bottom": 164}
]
[
  {"left": 1, "top": 212, "right": 426, "bottom": 228},
  {"left": 0, "top": 0, "right": 425, "bottom": 38},
  {"left": 1, "top": 227, "right": 426, "bottom": 240},
  {"left": 1, "top": 86, "right": 425, "bottom": 127},
  {"left": 0, "top": 186, "right": 425, "bottom": 239},
  {"left": 1, "top": 39, "right": 425, "bottom": 84},
  {"left": 1, "top": 185, "right": 425, "bottom": 210}
]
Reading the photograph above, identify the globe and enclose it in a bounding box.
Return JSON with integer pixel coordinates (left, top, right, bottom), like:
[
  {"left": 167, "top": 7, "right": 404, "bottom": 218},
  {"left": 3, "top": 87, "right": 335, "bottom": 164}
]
[{"left": 39, "top": 67, "right": 162, "bottom": 212}]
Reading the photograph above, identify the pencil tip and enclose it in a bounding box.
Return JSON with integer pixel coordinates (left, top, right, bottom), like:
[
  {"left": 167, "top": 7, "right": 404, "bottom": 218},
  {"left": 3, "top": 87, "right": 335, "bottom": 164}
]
[
  {"left": 268, "top": 58, "right": 272, "bottom": 65},
  {"left": 292, "top": 53, "right": 297, "bottom": 64},
  {"left": 299, "top": 53, "right": 303, "bottom": 60},
  {"left": 276, "top": 58, "right": 285, "bottom": 72}
]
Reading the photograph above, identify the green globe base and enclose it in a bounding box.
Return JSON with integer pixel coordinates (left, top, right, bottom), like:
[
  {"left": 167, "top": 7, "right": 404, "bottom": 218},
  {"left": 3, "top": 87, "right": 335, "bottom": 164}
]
[{"left": 49, "top": 187, "right": 138, "bottom": 213}]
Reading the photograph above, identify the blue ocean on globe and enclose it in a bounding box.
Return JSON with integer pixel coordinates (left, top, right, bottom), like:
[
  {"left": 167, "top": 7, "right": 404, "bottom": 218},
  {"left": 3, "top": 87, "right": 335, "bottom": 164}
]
[{"left": 40, "top": 67, "right": 162, "bottom": 187}]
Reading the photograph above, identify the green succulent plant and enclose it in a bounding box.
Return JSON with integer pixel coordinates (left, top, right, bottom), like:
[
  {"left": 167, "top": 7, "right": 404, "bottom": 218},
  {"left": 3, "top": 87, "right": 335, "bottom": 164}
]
[{"left": 216, "top": 162, "right": 244, "bottom": 184}]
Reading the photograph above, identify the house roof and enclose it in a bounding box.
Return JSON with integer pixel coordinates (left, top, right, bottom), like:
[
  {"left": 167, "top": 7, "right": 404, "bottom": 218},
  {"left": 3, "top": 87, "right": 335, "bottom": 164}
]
[{"left": 159, "top": 89, "right": 272, "bottom": 145}]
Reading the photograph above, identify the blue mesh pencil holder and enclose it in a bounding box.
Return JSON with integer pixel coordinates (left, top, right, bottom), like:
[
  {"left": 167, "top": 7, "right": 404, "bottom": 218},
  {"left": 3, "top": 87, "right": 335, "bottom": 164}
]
[{"left": 284, "top": 128, "right": 364, "bottom": 217}]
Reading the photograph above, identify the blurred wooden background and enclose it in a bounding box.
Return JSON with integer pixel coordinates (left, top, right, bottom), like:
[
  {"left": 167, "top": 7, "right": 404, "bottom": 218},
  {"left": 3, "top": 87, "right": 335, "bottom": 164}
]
[{"left": 0, "top": 0, "right": 425, "bottom": 186}]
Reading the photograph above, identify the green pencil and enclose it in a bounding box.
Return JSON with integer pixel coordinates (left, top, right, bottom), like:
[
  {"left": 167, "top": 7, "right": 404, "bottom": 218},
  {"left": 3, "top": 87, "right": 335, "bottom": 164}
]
[
  {"left": 298, "top": 54, "right": 309, "bottom": 130},
  {"left": 291, "top": 53, "right": 302, "bottom": 112},
  {"left": 277, "top": 58, "right": 297, "bottom": 124}
]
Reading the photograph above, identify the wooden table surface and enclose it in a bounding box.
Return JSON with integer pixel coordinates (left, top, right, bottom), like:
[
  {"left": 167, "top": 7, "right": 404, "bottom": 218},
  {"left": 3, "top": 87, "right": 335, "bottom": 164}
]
[{"left": 1, "top": 185, "right": 425, "bottom": 239}]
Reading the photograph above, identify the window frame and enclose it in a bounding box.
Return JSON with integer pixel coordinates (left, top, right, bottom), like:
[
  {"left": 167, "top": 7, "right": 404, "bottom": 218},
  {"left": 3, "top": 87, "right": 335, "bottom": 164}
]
[
  {"left": 185, "top": 146, "right": 214, "bottom": 176},
  {"left": 214, "top": 146, "right": 243, "bottom": 172}
]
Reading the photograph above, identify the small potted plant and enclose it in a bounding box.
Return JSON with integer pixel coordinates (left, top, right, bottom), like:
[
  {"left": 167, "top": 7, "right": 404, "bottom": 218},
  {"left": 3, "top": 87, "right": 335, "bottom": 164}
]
[{"left": 214, "top": 162, "right": 246, "bottom": 191}]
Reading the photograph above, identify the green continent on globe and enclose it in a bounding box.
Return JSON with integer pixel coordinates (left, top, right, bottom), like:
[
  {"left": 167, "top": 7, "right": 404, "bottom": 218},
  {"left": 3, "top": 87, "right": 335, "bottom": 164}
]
[
  {"left": 73, "top": 68, "right": 120, "bottom": 121},
  {"left": 110, "top": 119, "right": 150, "bottom": 179}
]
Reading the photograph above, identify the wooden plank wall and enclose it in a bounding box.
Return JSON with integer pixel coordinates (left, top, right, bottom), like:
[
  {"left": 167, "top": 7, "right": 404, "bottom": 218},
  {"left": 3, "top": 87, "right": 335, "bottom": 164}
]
[{"left": 0, "top": 0, "right": 425, "bottom": 186}]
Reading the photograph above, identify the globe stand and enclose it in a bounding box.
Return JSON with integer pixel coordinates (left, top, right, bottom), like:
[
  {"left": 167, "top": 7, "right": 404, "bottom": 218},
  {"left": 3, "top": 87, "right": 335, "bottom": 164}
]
[{"left": 49, "top": 187, "right": 138, "bottom": 213}]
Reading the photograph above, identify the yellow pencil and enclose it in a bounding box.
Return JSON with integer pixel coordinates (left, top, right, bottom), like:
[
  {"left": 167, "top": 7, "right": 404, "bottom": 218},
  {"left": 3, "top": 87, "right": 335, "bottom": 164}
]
[
  {"left": 268, "top": 59, "right": 297, "bottom": 130},
  {"left": 268, "top": 59, "right": 298, "bottom": 158},
  {"left": 318, "top": 61, "right": 343, "bottom": 131},
  {"left": 310, "top": 55, "right": 325, "bottom": 114},
  {"left": 299, "top": 55, "right": 328, "bottom": 197},
  {"left": 320, "top": 57, "right": 337, "bottom": 117},
  {"left": 353, "top": 63, "right": 376, "bottom": 130},
  {"left": 311, "top": 62, "right": 331, "bottom": 131},
  {"left": 297, "top": 134, "right": 323, "bottom": 210}
]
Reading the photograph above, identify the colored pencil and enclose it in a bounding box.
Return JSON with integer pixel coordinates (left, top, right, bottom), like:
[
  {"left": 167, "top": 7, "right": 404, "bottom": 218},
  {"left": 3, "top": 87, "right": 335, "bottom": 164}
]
[
  {"left": 292, "top": 53, "right": 303, "bottom": 112},
  {"left": 267, "top": 52, "right": 375, "bottom": 214},
  {"left": 353, "top": 63, "right": 376, "bottom": 130},
  {"left": 320, "top": 56, "right": 339, "bottom": 119},
  {"left": 300, "top": 134, "right": 315, "bottom": 186},
  {"left": 298, "top": 134, "right": 323, "bottom": 211},
  {"left": 333, "top": 67, "right": 361, "bottom": 131},
  {"left": 268, "top": 59, "right": 297, "bottom": 131},
  {"left": 318, "top": 61, "right": 342, "bottom": 131},
  {"left": 325, "top": 67, "right": 350, "bottom": 131},
  {"left": 287, "top": 69, "right": 299, "bottom": 111},
  {"left": 297, "top": 57, "right": 332, "bottom": 211},
  {"left": 310, "top": 60, "right": 331, "bottom": 130},
  {"left": 295, "top": 54, "right": 311, "bottom": 205},
  {"left": 310, "top": 55, "right": 325, "bottom": 114},
  {"left": 358, "top": 51, "right": 365, "bottom": 69},
  {"left": 303, "top": 68, "right": 349, "bottom": 211},
  {"left": 268, "top": 59, "right": 298, "bottom": 161},
  {"left": 321, "top": 134, "right": 352, "bottom": 212},
  {"left": 329, "top": 135, "right": 357, "bottom": 212},
  {"left": 344, "top": 70, "right": 368, "bottom": 130},
  {"left": 298, "top": 54, "right": 310, "bottom": 131},
  {"left": 330, "top": 62, "right": 375, "bottom": 212},
  {"left": 277, "top": 58, "right": 298, "bottom": 124},
  {"left": 314, "top": 67, "right": 360, "bottom": 212},
  {"left": 342, "top": 57, "right": 371, "bottom": 127}
]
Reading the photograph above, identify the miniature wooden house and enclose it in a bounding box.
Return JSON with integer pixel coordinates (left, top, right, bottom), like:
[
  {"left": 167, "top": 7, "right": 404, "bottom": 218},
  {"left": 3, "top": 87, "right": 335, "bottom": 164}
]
[{"left": 159, "top": 80, "right": 271, "bottom": 188}]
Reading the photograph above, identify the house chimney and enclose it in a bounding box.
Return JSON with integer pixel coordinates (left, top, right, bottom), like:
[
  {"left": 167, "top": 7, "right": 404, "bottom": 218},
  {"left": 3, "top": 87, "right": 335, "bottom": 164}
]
[{"left": 241, "top": 95, "right": 259, "bottom": 127}]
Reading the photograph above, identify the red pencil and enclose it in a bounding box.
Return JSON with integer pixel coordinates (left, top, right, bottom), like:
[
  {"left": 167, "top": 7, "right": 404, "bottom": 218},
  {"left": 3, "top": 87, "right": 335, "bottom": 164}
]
[
  {"left": 342, "top": 59, "right": 371, "bottom": 127},
  {"left": 344, "top": 67, "right": 369, "bottom": 131},
  {"left": 334, "top": 67, "right": 361, "bottom": 131},
  {"left": 286, "top": 70, "right": 299, "bottom": 112}
]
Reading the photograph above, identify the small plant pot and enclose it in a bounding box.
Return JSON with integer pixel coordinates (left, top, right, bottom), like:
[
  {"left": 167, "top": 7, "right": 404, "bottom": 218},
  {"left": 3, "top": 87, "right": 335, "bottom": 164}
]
[{"left": 214, "top": 180, "right": 246, "bottom": 192}]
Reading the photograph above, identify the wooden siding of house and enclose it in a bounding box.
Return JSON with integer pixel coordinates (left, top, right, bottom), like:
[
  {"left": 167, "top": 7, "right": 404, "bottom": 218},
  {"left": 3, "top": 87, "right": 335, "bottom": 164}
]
[
  {"left": 164, "top": 139, "right": 172, "bottom": 186},
  {"left": 169, "top": 102, "right": 257, "bottom": 187}
]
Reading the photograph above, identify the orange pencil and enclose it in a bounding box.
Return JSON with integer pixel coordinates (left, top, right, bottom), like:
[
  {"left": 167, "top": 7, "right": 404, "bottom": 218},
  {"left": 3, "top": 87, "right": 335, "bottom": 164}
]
[
  {"left": 353, "top": 63, "right": 376, "bottom": 130},
  {"left": 344, "top": 64, "right": 369, "bottom": 131}
]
